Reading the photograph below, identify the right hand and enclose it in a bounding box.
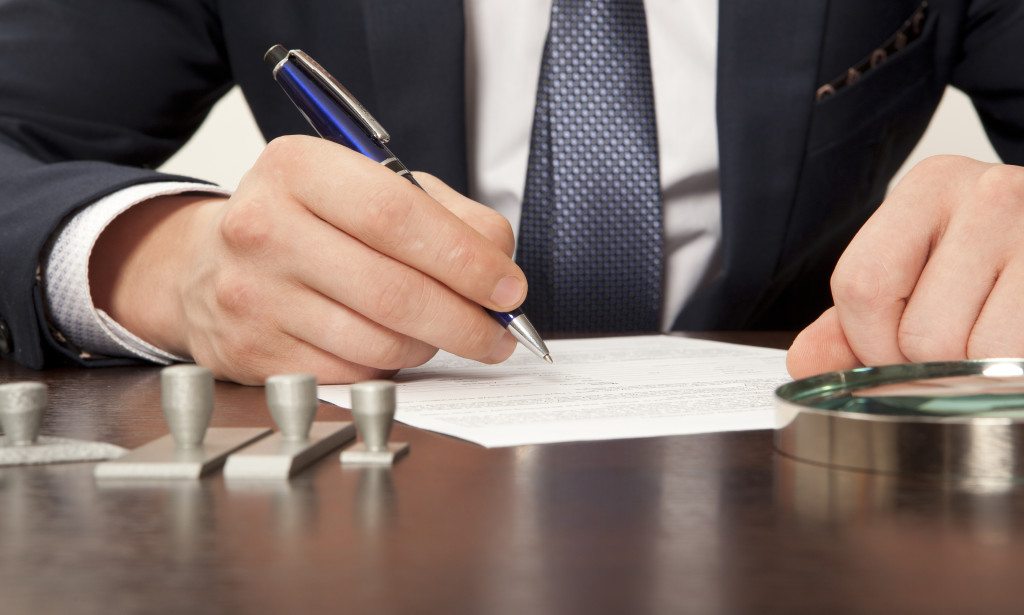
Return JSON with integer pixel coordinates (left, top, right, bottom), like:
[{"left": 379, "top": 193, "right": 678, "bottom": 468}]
[{"left": 91, "top": 135, "right": 526, "bottom": 384}]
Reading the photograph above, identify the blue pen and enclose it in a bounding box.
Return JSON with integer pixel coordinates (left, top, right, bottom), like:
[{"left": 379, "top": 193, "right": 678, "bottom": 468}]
[{"left": 264, "top": 45, "right": 552, "bottom": 363}]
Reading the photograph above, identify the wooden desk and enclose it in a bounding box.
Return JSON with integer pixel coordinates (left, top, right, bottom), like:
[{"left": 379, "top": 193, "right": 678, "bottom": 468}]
[{"left": 2, "top": 333, "right": 1022, "bottom": 614}]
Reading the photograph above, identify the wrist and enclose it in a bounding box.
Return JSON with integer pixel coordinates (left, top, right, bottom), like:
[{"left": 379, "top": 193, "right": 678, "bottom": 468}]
[{"left": 90, "top": 194, "right": 225, "bottom": 357}]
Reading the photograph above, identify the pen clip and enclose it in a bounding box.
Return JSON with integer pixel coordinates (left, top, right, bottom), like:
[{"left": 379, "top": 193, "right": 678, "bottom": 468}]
[{"left": 287, "top": 49, "right": 391, "bottom": 144}]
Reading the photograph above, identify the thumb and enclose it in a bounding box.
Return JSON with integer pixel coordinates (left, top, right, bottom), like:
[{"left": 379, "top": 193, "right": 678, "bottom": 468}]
[{"left": 787, "top": 306, "right": 862, "bottom": 379}]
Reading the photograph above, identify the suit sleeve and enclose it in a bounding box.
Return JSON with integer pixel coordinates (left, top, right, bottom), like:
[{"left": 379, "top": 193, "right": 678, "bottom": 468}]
[
  {"left": 951, "top": 0, "right": 1024, "bottom": 164},
  {"left": 0, "top": 0, "right": 233, "bottom": 368}
]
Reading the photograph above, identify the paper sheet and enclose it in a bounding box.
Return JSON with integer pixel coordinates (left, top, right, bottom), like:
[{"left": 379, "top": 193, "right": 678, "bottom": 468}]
[{"left": 318, "top": 335, "right": 790, "bottom": 448}]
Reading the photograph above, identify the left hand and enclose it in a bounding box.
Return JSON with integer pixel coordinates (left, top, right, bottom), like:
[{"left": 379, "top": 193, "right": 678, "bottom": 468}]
[{"left": 787, "top": 156, "right": 1024, "bottom": 379}]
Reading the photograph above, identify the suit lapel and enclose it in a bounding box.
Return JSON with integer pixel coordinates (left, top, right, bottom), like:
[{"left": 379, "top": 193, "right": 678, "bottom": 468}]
[
  {"left": 680, "top": 0, "right": 830, "bottom": 327},
  {"left": 361, "top": 0, "right": 468, "bottom": 192}
]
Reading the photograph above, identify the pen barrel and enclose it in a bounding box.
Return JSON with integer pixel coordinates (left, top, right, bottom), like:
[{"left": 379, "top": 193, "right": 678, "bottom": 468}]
[
  {"left": 274, "top": 61, "right": 392, "bottom": 163},
  {"left": 486, "top": 308, "right": 522, "bottom": 327}
]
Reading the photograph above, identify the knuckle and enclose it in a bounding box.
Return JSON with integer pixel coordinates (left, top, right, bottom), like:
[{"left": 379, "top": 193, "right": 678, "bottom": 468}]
[
  {"left": 213, "top": 271, "right": 257, "bottom": 318},
  {"left": 219, "top": 199, "right": 275, "bottom": 254},
  {"left": 830, "top": 264, "right": 882, "bottom": 309},
  {"left": 439, "top": 233, "right": 480, "bottom": 278},
  {"left": 914, "top": 154, "right": 968, "bottom": 176},
  {"left": 896, "top": 155, "right": 970, "bottom": 196},
  {"left": 975, "top": 165, "right": 1024, "bottom": 205},
  {"left": 256, "top": 136, "right": 319, "bottom": 188},
  {"left": 403, "top": 345, "right": 439, "bottom": 368},
  {"left": 368, "top": 333, "right": 413, "bottom": 370},
  {"left": 371, "top": 269, "right": 429, "bottom": 325},
  {"left": 481, "top": 210, "right": 516, "bottom": 255},
  {"left": 261, "top": 135, "right": 305, "bottom": 166}
]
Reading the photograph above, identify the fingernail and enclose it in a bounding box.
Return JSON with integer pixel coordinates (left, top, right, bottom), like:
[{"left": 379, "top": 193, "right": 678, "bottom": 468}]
[
  {"left": 485, "top": 333, "right": 518, "bottom": 363},
  {"left": 490, "top": 276, "right": 524, "bottom": 308}
]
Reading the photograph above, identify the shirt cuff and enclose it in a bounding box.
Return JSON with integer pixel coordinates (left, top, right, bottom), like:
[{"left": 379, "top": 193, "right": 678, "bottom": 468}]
[{"left": 43, "top": 182, "right": 231, "bottom": 364}]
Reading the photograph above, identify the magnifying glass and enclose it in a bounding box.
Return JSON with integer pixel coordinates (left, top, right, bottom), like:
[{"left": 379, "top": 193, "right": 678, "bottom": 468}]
[{"left": 775, "top": 360, "right": 1024, "bottom": 479}]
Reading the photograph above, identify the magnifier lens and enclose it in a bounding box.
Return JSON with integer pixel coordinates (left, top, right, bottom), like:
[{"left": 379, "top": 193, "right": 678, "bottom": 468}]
[
  {"left": 775, "top": 360, "right": 1024, "bottom": 478},
  {"left": 819, "top": 374, "right": 1024, "bottom": 417},
  {"left": 782, "top": 361, "right": 1024, "bottom": 418}
]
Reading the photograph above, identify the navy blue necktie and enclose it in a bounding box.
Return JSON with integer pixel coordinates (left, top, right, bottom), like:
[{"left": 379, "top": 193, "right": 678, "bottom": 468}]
[{"left": 517, "top": 0, "right": 663, "bottom": 333}]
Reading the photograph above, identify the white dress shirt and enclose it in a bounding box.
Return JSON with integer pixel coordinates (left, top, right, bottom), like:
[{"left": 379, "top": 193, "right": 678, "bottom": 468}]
[{"left": 44, "top": 0, "right": 721, "bottom": 362}]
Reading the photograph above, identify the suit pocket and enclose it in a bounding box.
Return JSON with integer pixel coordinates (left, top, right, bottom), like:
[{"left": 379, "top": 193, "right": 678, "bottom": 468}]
[{"left": 807, "top": 2, "right": 938, "bottom": 155}]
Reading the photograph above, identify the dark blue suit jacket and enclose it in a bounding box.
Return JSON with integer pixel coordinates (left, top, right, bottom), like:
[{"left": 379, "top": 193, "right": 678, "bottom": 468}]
[{"left": 1, "top": 0, "right": 1022, "bottom": 369}]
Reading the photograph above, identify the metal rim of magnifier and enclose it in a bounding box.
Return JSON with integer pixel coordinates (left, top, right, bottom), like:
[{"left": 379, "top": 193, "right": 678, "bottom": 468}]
[{"left": 775, "top": 358, "right": 1024, "bottom": 480}]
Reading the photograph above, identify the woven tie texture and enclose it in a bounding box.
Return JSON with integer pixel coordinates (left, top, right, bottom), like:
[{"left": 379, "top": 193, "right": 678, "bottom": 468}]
[{"left": 517, "top": 0, "right": 663, "bottom": 333}]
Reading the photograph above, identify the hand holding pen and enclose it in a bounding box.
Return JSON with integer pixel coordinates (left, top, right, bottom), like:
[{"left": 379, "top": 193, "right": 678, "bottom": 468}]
[
  {"left": 87, "top": 54, "right": 546, "bottom": 386},
  {"left": 185, "top": 130, "right": 535, "bottom": 384},
  {"left": 264, "top": 45, "right": 551, "bottom": 363}
]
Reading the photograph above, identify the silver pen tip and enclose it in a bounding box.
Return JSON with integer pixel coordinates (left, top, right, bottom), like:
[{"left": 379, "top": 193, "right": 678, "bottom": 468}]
[{"left": 543, "top": 354, "right": 553, "bottom": 364}]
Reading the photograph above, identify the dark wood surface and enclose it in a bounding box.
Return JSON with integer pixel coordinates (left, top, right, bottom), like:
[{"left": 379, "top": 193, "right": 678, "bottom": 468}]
[{"left": 3, "top": 332, "right": 1023, "bottom": 614}]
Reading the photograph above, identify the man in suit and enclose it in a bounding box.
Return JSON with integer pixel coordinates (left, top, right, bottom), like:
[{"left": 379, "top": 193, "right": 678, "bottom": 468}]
[{"left": 0, "top": 0, "right": 1022, "bottom": 384}]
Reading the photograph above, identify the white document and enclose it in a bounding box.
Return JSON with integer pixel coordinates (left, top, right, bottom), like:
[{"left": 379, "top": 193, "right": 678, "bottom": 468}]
[{"left": 318, "top": 335, "right": 790, "bottom": 448}]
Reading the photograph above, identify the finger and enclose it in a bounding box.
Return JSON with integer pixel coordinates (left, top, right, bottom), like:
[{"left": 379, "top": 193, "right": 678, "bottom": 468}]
[
  {"left": 196, "top": 325, "right": 390, "bottom": 386},
  {"left": 787, "top": 306, "right": 862, "bottom": 379},
  {"left": 258, "top": 136, "right": 526, "bottom": 311},
  {"left": 215, "top": 187, "right": 516, "bottom": 364},
  {"left": 896, "top": 213, "right": 1001, "bottom": 362},
  {"left": 275, "top": 281, "right": 439, "bottom": 370},
  {"left": 279, "top": 206, "right": 518, "bottom": 363},
  {"left": 265, "top": 339, "right": 399, "bottom": 385},
  {"left": 830, "top": 192, "right": 944, "bottom": 367},
  {"left": 968, "top": 259, "right": 1024, "bottom": 358},
  {"left": 831, "top": 157, "right": 996, "bottom": 367},
  {"left": 413, "top": 172, "right": 517, "bottom": 257}
]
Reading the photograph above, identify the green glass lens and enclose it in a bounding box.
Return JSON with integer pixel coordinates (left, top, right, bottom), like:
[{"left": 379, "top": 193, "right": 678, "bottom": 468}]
[{"left": 778, "top": 362, "right": 1024, "bottom": 419}]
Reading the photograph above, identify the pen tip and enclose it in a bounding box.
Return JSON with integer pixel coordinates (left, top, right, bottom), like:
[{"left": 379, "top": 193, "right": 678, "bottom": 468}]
[{"left": 543, "top": 354, "right": 553, "bottom": 364}]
